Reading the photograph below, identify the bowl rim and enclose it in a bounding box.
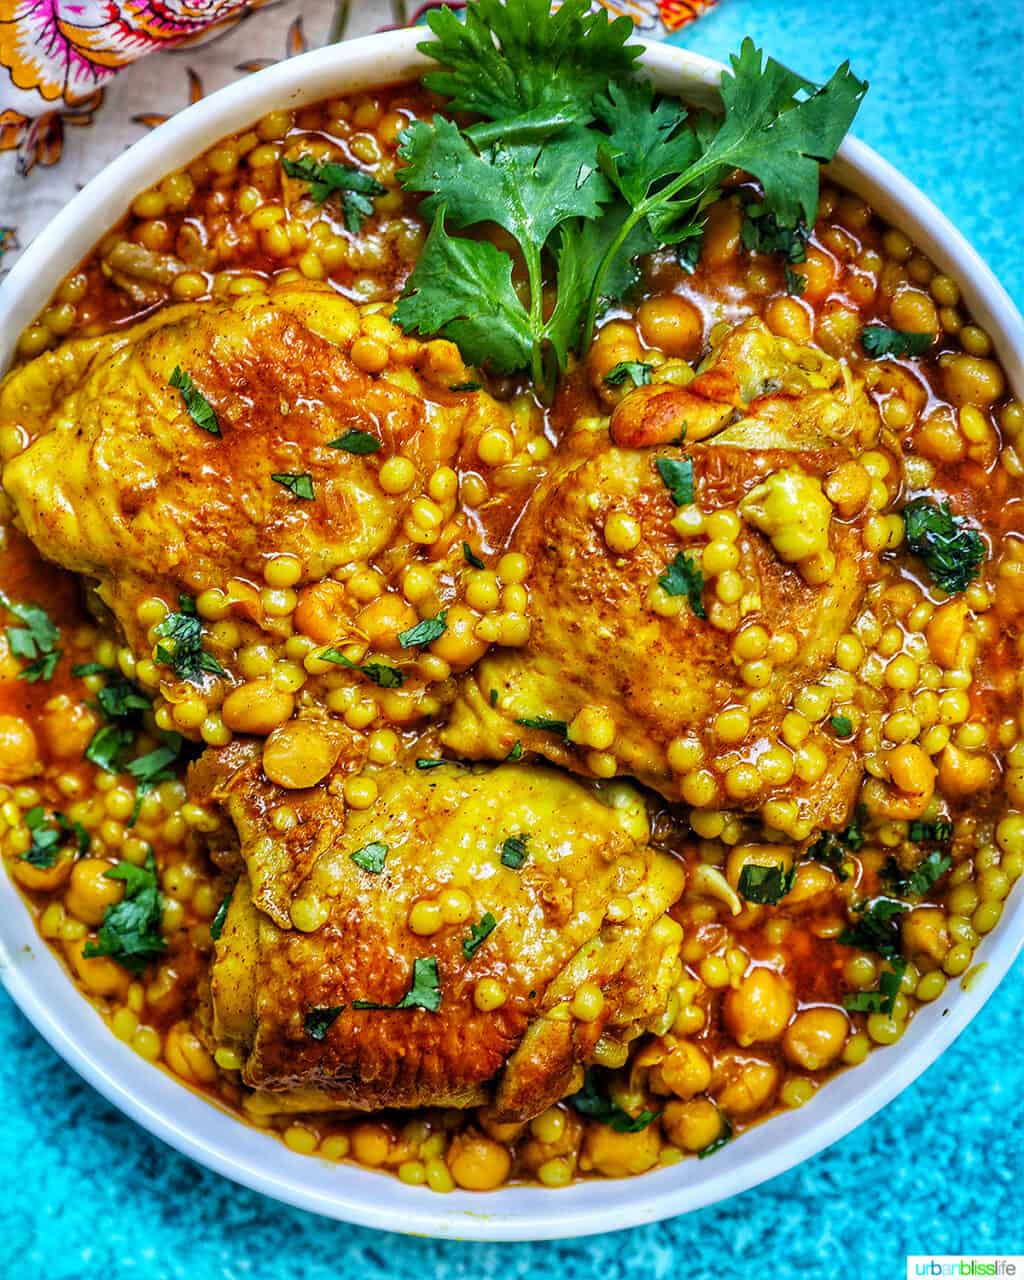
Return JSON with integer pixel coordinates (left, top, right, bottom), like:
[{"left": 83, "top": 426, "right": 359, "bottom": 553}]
[{"left": 1, "top": 25, "right": 1023, "bottom": 1244}]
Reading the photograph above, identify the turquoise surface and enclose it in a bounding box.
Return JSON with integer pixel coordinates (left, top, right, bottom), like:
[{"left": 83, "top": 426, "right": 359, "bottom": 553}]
[{"left": 3, "top": 1, "right": 1023, "bottom": 1275}]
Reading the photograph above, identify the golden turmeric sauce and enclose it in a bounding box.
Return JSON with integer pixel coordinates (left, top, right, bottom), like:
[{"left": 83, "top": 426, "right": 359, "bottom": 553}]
[{"left": 1, "top": 81, "right": 1021, "bottom": 1188}]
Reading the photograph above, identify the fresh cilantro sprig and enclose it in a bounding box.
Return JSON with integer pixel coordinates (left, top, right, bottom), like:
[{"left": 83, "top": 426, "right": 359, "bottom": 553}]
[
  {"left": 861, "top": 325, "right": 933, "bottom": 359},
  {"left": 658, "top": 551, "right": 706, "bottom": 618},
  {"left": 352, "top": 957, "right": 442, "bottom": 1012},
  {"left": 398, "top": 3, "right": 866, "bottom": 398},
  {"left": 21, "top": 806, "right": 90, "bottom": 868},
  {"left": 281, "top": 156, "right": 386, "bottom": 231},
  {"left": 882, "top": 849, "right": 951, "bottom": 898}
]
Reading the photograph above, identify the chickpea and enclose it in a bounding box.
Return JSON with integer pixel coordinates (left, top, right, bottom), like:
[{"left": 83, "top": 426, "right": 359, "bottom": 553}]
[
  {"left": 429, "top": 603, "right": 489, "bottom": 670},
  {"left": 783, "top": 1007, "right": 848, "bottom": 1070},
  {"left": 701, "top": 198, "right": 742, "bottom": 270},
  {"left": 765, "top": 295, "right": 811, "bottom": 342},
  {"left": 887, "top": 743, "right": 936, "bottom": 802},
  {"left": 723, "top": 968, "right": 795, "bottom": 1046},
  {"left": 294, "top": 580, "right": 347, "bottom": 643},
  {"left": 588, "top": 320, "right": 641, "bottom": 391},
  {"left": 799, "top": 247, "right": 837, "bottom": 303},
  {"left": 713, "top": 1053, "right": 780, "bottom": 1116},
  {"left": 446, "top": 1131, "right": 512, "bottom": 1190},
  {"left": 66, "top": 858, "right": 123, "bottom": 926},
  {"left": 889, "top": 287, "right": 938, "bottom": 337},
  {"left": 937, "top": 743, "right": 998, "bottom": 798},
  {"left": 581, "top": 1119, "right": 660, "bottom": 1177},
  {"left": 221, "top": 681, "right": 295, "bottom": 735},
  {"left": 637, "top": 295, "right": 703, "bottom": 359},
  {"left": 64, "top": 939, "right": 128, "bottom": 997},
  {"left": 0, "top": 714, "right": 41, "bottom": 783},
  {"left": 902, "top": 904, "right": 950, "bottom": 963},
  {"left": 653, "top": 1041, "right": 712, "bottom": 1099},
  {"left": 942, "top": 354, "right": 1005, "bottom": 407},
  {"left": 356, "top": 593, "right": 418, "bottom": 653},
  {"left": 662, "top": 1098, "right": 724, "bottom": 1152},
  {"left": 11, "top": 849, "right": 74, "bottom": 893},
  {"left": 262, "top": 720, "right": 341, "bottom": 789},
  {"left": 39, "top": 695, "right": 101, "bottom": 760}
]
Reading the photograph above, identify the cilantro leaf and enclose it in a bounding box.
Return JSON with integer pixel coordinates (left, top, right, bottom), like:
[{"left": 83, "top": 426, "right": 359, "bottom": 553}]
[
  {"left": 463, "top": 542, "right": 485, "bottom": 569},
  {"left": 463, "top": 912, "right": 497, "bottom": 960},
  {"left": 328, "top": 429, "right": 381, "bottom": 454},
  {"left": 304, "top": 1005, "right": 345, "bottom": 1041},
  {"left": 352, "top": 956, "right": 442, "bottom": 1012},
  {"left": 829, "top": 713, "right": 853, "bottom": 737},
  {"left": 515, "top": 715, "right": 569, "bottom": 739},
  {"left": 350, "top": 841, "right": 388, "bottom": 874},
  {"left": 861, "top": 325, "right": 933, "bottom": 359},
  {"left": 902, "top": 497, "right": 986, "bottom": 595},
  {"left": 419, "top": 0, "right": 639, "bottom": 127},
  {"left": 415, "top": 758, "right": 447, "bottom": 771},
  {"left": 20, "top": 807, "right": 90, "bottom": 868},
  {"left": 450, "top": 380, "right": 482, "bottom": 392},
  {"left": 839, "top": 897, "right": 908, "bottom": 963},
  {"left": 908, "top": 820, "right": 954, "bottom": 844},
  {"left": 82, "top": 852, "right": 165, "bottom": 973},
  {"left": 272, "top": 472, "right": 315, "bottom": 500},
  {"left": 655, "top": 456, "right": 694, "bottom": 505},
  {"left": 605, "top": 361, "right": 653, "bottom": 387},
  {"left": 882, "top": 849, "right": 951, "bottom": 898},
  {"left": 500, "top": 834, "right": 530, "bottom": 869},
  {"left": 658, "top": 551, "right": 706, "bottom": 619},
  {"left": 153, "top": 596, "right": 226, "bottom": 683},
  {"left": 393, "top": 211, "right": 533, "bottom": 376},
  {"left": 741, "top": 200, "right": 809, "bottom": 262},
  {"left": 785, "top": 264, "right": 807, "bottom": 295},
  {"left": 844, "top": 962, "right": 905, "bottom": 1016},
  {"left": 738, "top": 862, "right": 796, "bottom": 905},
  {"left": 506, "top": 741, "right": 523, "bottom": 762},
  {"left": 281, "top": 156, "right": 386, "bottom": 231},
  {"left": 209, "top": 891, "right": 231, "bottom": 941},
  {"left": 321, "top": 648, "right": 404, "bottom": 688},
  {"left": 85, "top": 723, "right": 135, "bottom": 773},
  {"left": 570, "top": 1068, "right": 659, "bottom": 1133},
  {"left": 1, "top": 592, "right": 60, "bottom": 682},
  {"left": 398, "top": 612, "right": 447, "bottom": 649},
  {"left": 169, "top": 366, "right": 221, "bottom": 436}
]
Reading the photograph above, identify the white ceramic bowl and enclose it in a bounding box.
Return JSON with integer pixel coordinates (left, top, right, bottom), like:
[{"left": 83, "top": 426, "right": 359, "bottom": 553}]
[{"left": 1, "top": 27, "right": 1023, "bottom": 1243}]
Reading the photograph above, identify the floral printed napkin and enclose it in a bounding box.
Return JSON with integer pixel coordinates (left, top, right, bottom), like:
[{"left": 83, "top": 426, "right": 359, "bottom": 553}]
[{"left": 0, "top": 0, "right": 716, "bottom": 275}]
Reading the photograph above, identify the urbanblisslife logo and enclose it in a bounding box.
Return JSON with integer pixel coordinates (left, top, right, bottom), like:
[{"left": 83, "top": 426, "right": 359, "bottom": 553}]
[{"left": 908, "top": 1259, "right": 1023, "bottom": 1278}]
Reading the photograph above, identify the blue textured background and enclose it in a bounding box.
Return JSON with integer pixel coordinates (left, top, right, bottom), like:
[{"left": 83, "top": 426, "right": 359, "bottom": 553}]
[{"left": 3, "top": 1, "right": 1023, "bottom": 1275}]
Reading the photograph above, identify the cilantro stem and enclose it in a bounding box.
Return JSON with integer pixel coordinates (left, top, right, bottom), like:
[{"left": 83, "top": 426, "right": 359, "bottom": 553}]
[{"left": 523, "top": 239, "right": 549, "bottom": 399}]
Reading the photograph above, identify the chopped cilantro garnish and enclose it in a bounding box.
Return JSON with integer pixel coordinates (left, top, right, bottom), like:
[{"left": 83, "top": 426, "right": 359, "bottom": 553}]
[
  {"left": 209, "top": 891, "right": 231, "bottom": 941},
  {"left": 902, "top": 497, "right": 986, "bottom": 595},
  {"left": 741, "top": 201, "right": 809, "bottom": 262},
  {"left": 352, "top": 956, "right": 442, "bottom": 1012},
  {"left": 658, "top": 551, "right": 706, "bottom": 619},
  {"left": 415, "top": 758, "right": 447, "bottom": 770},
  {"left": 82, "top": 852, "right": 166, "bottom": 973},
  {"left": 839, "top": 896, "right": 908, "bottom": 963},
  {"left": 168, "top": 366, "right": 221, "bottom": 436},
  {"left": 281, "top": 156, "right": 386, "bottom": 231},
  {"left": 20, "top": 806, "right": 90, "bottom": 868},
  {"left": 500, "top": 834, "right": 530, "bottom": 869},
  {"left": 515, "top": 715, "right": 569, "bottom": 739},
  {"left": 655, "top": 455, "right": 694, "bottom": 506},
  {"left": 153, "top": 594, "right": 226, "bottom": 683},
  {"left": 738, "top": 862, "right": 796, "bottom": 905},
  {"left": 882, "top": 849, "right": 951, "bottom": 898},
  {"left": 271, "top": 472, "right": 315, "bottom": 500},
  {"left": 327, "top": 428, "right": 381, "bottom": 454},
  {"left": 1, "top": 592, "right": 60, "bottom": 683},
  {"left": 829, "top": 713, "right": 853, "bottom": 737},
  {"left": 350, "top": 841, "right": 388, "bottom": 874},
  {"left": 677, "top": 234, "right": 702, "bottom": 274},
  {"left": 463, "top": 912, "right": 497, "bottom": 960},
  {"left": 908, "top": 820, "right": 954, "bottom": 844},
  {"left": 570, "top": 1068, "right": 660, "bottom": 1133},
  {"left": 320, "top": 648, "right": 404, "bottom": 688},
  {"left": 843, "top": 962, "right": 905, "bottom": 1016},
  {"left": 506, "top": 741, "right": 523, "bottom": 762},
  {"left": 463, "top": 542, "right": 485, "bottom": 569},
  {"left": 860, "top": 326, "right": 933, "bottom": 359},
  {"left": 304, "top": 1005, "right": 345, "bottom": 1040},
  {"left": 398, "top": 612, "right": 447, "bottom": 649},
  {"left": 604, "top": 361, "right": 652, "bottom": 387},
  {"left": 450, "top": 380, "right": 482, "bottom": 392},
  {"left": 84, "top": 723, "right": 135, "bottom": 774},
  {"left": 784, "top": 264, "right": 807, "bottom": 296}
]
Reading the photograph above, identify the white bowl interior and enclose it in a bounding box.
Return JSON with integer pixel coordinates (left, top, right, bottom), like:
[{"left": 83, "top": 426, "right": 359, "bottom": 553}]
[{"left": 1, "top": 28, "right": 1023, "bottom": 1242}]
